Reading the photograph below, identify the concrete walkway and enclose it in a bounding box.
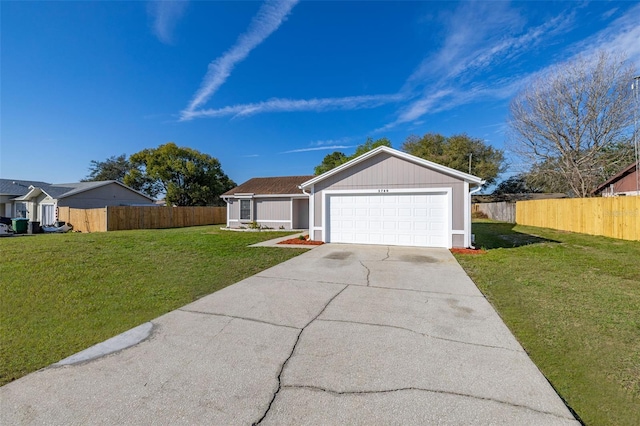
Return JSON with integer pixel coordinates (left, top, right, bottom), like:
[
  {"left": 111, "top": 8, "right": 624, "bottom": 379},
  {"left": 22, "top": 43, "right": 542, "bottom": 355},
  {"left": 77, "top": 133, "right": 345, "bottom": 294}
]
[{"left": 1, "top": 244, "right": 578, "bottom": 425}]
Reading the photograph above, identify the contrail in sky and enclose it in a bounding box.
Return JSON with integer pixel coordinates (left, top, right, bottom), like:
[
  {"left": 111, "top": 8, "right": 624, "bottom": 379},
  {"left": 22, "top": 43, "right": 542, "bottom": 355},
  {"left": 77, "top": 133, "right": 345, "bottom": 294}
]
[{"left": 181, "top": 0, "right": 299, "bottom": 120}]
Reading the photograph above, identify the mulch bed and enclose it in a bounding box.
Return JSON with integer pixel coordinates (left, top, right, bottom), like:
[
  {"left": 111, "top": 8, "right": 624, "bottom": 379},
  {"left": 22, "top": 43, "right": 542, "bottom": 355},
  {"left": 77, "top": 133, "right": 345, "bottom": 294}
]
[
  {"left": 278, "top": 236, "right": 324, "bottom": 245},
  {"left": 450, "top": 248, "right": 487, "bottom": 255}
]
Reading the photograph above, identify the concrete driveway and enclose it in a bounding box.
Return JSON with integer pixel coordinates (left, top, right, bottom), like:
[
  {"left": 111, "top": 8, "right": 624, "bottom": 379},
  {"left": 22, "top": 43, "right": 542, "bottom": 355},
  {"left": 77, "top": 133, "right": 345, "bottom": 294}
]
[{"left": 1, "top": 244, "right": 578, "bottom": 425}]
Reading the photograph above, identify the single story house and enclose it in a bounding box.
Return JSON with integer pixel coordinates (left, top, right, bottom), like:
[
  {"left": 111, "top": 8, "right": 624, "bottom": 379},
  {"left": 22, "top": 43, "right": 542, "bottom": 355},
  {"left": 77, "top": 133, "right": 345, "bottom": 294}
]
[
  {"left": 222, "top": 175, "right": 314, "bottom": 230},
  {"left": 223, "top": 146, "right": 484, "bottom": 248},
  {"left": 592, "top": 162, "right": 639, "bottom": 197},
  {"left": 0, "top": 179, "right": 155, "bottom": 225}
]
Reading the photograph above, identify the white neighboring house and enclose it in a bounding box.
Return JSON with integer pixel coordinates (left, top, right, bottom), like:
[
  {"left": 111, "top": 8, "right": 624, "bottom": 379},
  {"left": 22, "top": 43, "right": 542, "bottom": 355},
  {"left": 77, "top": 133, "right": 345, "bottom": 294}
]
[{"left": 0, "top": 179, "right": 155, "bottom": 225}]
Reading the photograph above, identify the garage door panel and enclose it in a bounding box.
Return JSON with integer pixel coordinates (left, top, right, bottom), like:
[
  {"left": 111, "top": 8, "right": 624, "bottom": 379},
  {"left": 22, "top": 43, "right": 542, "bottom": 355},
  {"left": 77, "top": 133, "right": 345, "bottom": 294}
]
[
  {"left": 430, "top": 223, "right": 445, "bottom": 232},
  {"left": 382, "top": 221, "right": 397, "bottom": 230},
  {"left": 430, "top": 208, "right": 446, "bottom": 217},
  {"left": 414, "top": 222, "right": 428, "bottom": 231},
  {"left": 355, "top": 221, "right": 369, "bottom": 230},
  {"left": 327, "top": 192, "right": 449, "bottom": 248},
  {"left": 383, "top": 234, "right": 398, "bottom": 244},
  {"left": 369, "top": 234, "right": 383, "bottom": 243},
  {"left": 398, "top": 221, "right": 412, "bottom": 231}
]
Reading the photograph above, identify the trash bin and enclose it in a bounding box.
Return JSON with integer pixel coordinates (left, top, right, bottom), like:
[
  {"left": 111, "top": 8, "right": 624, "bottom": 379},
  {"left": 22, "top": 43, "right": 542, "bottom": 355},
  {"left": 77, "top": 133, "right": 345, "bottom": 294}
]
[
  {"left": 12, "top": 218, "right": 29, "bottom": 234},
  {"left": 28, "top": 221, "right": 41, "bottom": 234}
]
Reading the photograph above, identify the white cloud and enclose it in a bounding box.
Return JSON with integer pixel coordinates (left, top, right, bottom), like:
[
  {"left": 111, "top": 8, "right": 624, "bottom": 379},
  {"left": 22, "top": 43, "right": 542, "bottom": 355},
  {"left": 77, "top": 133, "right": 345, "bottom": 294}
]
[
  {"left": 383, "top": 3, "right": 576, "bottom": 130},
  {"left": 185, "top": 94, "right": 403, "bottom": 120},
  {"left": 148, "top": 0, "right": 189, "bottom": 44},
  {"left": 574, "top": 3, "right": 640, "bottom": 68},
  {"left": 311, "top": 137, "right": 355, "bottom": 147},
  {"left": 281, "top": 145, "right": 354, "bottom": 154},
  {"left": 181, "top": 0, "right": 299, "bottom": 120}
]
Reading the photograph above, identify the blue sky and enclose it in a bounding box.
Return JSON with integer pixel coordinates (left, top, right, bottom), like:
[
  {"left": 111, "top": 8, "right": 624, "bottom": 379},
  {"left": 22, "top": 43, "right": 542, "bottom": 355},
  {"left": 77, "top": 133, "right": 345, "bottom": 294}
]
[{"left": 2, "top": 1, "right": 640, "bottom": 186}]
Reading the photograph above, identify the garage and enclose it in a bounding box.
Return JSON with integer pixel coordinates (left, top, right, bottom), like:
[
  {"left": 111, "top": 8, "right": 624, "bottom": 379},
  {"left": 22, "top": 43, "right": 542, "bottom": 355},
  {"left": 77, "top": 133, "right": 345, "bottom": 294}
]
[
  {"left": 326, "top": 191, "right": 449, "bottom": 247},
  {"left": 300, "top": 146, "right": 484, "bottom": 249}
]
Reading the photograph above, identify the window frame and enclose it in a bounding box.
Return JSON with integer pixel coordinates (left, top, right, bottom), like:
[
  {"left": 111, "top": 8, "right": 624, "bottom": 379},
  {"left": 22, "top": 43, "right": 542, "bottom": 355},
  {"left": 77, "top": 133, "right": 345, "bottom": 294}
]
[
  {"left": 15, "top": 202, "right": 28, "bottom": 218},
  {"left": 239, "top": 199, "right": 252, "bottom": 221}
]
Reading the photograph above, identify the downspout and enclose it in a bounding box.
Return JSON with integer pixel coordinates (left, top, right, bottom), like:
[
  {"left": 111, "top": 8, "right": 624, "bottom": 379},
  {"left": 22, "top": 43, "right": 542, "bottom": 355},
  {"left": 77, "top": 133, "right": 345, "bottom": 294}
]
[
  {"left": 298, "top": 185, "right": 312, "bottom": 238},
  {"left": 468, "top": 184, "right": 484, "bottom": 248},
  {"left": 222, "top": 196, "right": 230, "bottom": 228}
]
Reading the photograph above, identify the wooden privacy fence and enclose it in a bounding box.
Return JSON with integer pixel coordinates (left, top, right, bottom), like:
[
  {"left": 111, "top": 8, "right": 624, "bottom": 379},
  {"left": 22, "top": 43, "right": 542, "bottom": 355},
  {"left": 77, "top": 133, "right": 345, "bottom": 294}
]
[
  {"left": 516, "top": 197, "right": 640, "bottom": 241},
  {"left": 472, "top": 202, "right": 516, "bottom": 223},
  {"left": 58, "top": 206, "right": 226, "bottom": 233}
]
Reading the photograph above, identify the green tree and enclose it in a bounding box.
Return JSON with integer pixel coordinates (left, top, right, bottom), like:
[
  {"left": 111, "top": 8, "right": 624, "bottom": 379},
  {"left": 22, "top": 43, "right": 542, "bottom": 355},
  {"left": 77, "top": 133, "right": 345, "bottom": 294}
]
[
  {"left": 124, "top": 143, "right": 235, "bottom": 206},
  {"left": 314, "top": 137, "right": 392, "bottom": 175},
  {"left": 82, "top": 154, "right": 131, "bottom": 182},
  {"left": 401, "top": 133, "right": 505, "bottom": 187},
  {"left": 314, "top": 152, "right": 348, "bottom": 175},
  {"left": 492, "top": 174, "right": 542, "bottom": 195}
]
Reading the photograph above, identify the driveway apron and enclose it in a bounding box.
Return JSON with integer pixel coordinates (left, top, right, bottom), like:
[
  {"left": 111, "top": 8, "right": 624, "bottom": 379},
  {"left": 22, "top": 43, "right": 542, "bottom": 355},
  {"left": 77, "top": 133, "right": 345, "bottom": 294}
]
[{"left": 1, "top": 244, "right": 578, "bottom": 425}]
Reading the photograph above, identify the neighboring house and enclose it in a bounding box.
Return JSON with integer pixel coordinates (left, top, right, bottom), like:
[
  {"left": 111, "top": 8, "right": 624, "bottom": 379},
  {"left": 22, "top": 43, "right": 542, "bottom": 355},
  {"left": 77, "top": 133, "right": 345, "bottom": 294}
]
[
  {"left": 592, "top": 162, "right": 639, "bottom": 197},
  {"left": 222, "top": 175, "right": 314, "bottom": 230},
  {"left": 0, "top": 179, "right": 51, "bottom": 220},
  {"left": 0, "top": 179, "right": 155, "bottom": 225},
  {"left": 224, "top": 146, "right": 484, "bottom": 248}
]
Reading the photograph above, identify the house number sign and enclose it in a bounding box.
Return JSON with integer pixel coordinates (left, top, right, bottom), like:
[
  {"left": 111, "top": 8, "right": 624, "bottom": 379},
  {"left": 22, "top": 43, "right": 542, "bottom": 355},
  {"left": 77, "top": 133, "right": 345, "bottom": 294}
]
[{"left": 377, "top": 189, "right": 389, "bottom": 193}]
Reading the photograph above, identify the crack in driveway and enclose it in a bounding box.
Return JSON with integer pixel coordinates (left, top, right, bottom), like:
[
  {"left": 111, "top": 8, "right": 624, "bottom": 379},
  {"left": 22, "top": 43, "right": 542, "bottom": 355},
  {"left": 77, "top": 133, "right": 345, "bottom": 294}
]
[
  {"left": 280, "top": 385, "right": 576, "bottom": 421},
  {"left": 177, "top": 309, "right": 301, "bottom": 330},
  {"left": 316, "top": 318, "right": 522, "bottom": 353},
  {"left": 359, "top": 261, "right": 371, "bottom": 286},
  {"left": 252, "top": 285, "right": 349, "bottom": 425}
]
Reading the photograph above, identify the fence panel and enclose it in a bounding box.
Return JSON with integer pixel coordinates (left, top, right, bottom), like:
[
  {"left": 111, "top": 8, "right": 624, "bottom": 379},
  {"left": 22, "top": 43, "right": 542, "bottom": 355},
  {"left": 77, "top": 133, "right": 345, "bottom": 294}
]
[
  {"left": 516, "top": 197, "right": 639, "bottom": 241},
  {"left": 57, "top": 206, "right": 226, "bottom": 233},
  {"left": 472, "top": 202, "right": 516, "bottom": 223},
  {"left": 106, "top": 206, "right": 226, "bottom": 231},
  {"left": 58, "top": 206, "right": 107, "bottom": 233}
]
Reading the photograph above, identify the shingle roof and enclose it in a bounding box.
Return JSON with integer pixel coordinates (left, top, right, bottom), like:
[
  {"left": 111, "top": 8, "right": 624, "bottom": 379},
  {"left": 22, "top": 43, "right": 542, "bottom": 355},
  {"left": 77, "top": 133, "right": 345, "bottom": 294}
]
[
  {"left": 222, "top": 176, "right": 315, "bottom": 196},
  {"left": 1, "top": 179, "right": 154, "bottom": 201},
  {"left": 0, "top": 179, "right": 51, "bottom": 196}
]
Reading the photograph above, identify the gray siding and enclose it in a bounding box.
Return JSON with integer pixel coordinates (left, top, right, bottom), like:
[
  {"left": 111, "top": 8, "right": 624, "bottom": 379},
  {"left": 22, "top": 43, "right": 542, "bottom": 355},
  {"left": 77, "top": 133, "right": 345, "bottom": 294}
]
[
  {"left": 255, "top": 198, "right": 290, "bottom": 221},
  {"left": 314, "top": 153, "right": 466, "bottom": 230},
  {"left": 58, "top": 184, "right": 154, "bottom": 209},
  {"left": 226, "top": 197, "right": 296, "bottom": 229},
  {"left": 227, "top": 199, "right": 239, "bottom": 221}
]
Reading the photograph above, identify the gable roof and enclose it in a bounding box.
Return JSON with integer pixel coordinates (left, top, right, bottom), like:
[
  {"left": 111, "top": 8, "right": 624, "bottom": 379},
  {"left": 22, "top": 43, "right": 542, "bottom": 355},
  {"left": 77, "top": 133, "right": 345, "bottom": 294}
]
[
  {"left": 592, "top": 162, "right": 638, "bottom": 194},
  {"left": 300, "top": 146, "right": 484, "bottom": 189},
  {"left": 10, "top": 180, "right": 155, "bottom": 202},
  {"left": 222, "top": 176, "right": 314, "bottom": 197}
]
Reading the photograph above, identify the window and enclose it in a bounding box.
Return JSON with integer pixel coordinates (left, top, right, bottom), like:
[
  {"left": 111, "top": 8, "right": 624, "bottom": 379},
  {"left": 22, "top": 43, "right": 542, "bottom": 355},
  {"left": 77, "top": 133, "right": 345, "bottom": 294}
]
[
  {"left": 240, "top": 199, "right": 251, "bottom": 221},
  {"left": 15, "top": 202, "right": 27, "bottom": 218}
]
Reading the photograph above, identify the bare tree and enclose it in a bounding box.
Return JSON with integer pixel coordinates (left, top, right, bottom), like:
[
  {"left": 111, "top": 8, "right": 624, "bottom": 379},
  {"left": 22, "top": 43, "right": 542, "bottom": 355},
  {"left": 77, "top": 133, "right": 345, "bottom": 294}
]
[{"left": 508, "top": 51, "right": 637, "bottom": 197}]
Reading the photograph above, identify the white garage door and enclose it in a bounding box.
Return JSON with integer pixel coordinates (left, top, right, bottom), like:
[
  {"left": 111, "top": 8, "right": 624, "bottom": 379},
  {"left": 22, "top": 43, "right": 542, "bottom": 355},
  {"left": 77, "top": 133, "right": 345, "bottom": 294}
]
[{"left": 327, "top": 192, "right": 449, "bottom": 248}]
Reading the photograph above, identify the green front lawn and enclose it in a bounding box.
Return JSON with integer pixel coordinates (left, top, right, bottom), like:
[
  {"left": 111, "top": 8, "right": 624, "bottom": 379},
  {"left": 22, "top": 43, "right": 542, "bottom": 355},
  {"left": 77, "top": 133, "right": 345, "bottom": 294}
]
[
  {"left": 454, "top": 221, "right": 640, "bottom": 426},
  {"left": 0, "top": 227, "right": 306, "bottom": 386}
]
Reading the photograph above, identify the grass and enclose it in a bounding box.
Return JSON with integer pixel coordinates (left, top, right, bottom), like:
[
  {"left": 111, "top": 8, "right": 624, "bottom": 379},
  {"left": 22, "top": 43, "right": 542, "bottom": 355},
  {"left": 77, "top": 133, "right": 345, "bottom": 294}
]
[
  {"left": 0, "top": 226, "right": 306, "bottom": 386},
  {"left": 453, "top": 220, "right": 640, "bottom": 426}
]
